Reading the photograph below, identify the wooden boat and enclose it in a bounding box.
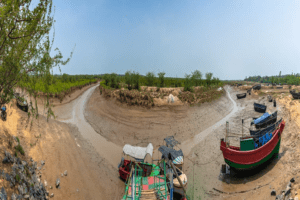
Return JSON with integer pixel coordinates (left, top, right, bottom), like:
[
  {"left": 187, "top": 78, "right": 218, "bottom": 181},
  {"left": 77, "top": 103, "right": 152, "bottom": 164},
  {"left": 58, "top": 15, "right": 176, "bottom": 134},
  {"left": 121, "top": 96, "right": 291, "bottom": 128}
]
[
  {"left": 220, "top": 120, "right": 285, "bottom": 169},
  {"left": 121, "top": 160, "right": 170, "bottom": 200},
  {"left": 268, "top": 95, "right": 273, "bottom": 102},
  {"left": 254, "top": 102, "right": 267, "bottom": 113},
  {"left": 252, "top": 84, "right": 261, "bottom": 90},
  {"left": 250, "top": 118, "right": 282, "bottom": 139},
  {"left": 290, "top": 90, "right": 300, "bottom": 99},
  {"left": 236, "top": 93, "right": 246, "bottom": 99},
  {"left": 253, "top": 111, "right": 277, "bottom": 129},
  {"left": 118, "top": 158, "right": 160, "bottom": 181},
  {"left": 277, "top": 86, "right": 283, "bottom": 89}
]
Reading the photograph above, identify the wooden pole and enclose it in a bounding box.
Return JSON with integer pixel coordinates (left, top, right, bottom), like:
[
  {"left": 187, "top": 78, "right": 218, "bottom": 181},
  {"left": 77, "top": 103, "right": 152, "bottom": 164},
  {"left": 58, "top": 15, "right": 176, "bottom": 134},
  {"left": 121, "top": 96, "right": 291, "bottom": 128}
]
[
  {"left": 242, "top": 119, "right": 244, "bottom": 138},
  {"left": 170, "top": 162, "right": 186, "bottom": 197}
]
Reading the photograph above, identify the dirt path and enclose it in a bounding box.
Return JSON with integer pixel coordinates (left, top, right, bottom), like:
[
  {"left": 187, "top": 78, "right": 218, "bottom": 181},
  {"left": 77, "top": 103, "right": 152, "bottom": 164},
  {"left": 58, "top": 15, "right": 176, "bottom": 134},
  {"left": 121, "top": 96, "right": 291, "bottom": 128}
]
[{"left": 58, "top": 84, "right": 122, "bottom": 167}]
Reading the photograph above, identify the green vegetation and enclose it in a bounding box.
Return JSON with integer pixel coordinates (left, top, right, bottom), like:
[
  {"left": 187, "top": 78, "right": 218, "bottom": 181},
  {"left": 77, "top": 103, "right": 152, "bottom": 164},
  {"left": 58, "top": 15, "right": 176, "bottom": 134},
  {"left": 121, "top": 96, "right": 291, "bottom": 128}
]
[
  {"left": 245, "top": 73, "right": 300, "bottom": 85},
  {"left": 16, "top": 137, "right": 20, "bottom": 143},
  {"left": 0, "top": 0, "right": 74, "bottom": 122},
  {"left": 18, "top": 76, "right": 97, "bottom": 97},
  {"left": 16, "top": 174, "right": 20, "bottom": 182},
  {"left": 100, "top": 70, "right": 223, "bottom": 90},
  {"left": 15, "top": 144, "right": 25, "bottom": 155}
]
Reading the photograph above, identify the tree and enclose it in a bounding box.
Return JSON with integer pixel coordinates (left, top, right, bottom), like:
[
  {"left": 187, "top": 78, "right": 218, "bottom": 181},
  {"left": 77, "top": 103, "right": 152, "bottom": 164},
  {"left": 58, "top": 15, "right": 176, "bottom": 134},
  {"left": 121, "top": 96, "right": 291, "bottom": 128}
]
[
  {"left": 191, "top": 70, "right": 202, "bottom": 86},
  {"left": 145, "top": 72, "right": 155, "bottom": 86},
  {"left": 0, "top": 0, "right": 74, "bottom": 121},
  {"left": 158, "top": 72, "right": 166, "bottom": 87},
  {"left": 279, "top": 71, "right": 281, "bottom": 77},
  {"left": 184, "top": 74, "right": 193, "bottom": 92},
  {"left": 205, "top": 72, "right": 213, "bottom": 86},
  {"left": 125, "top": 71, "right": 132, "bottom": 90}
]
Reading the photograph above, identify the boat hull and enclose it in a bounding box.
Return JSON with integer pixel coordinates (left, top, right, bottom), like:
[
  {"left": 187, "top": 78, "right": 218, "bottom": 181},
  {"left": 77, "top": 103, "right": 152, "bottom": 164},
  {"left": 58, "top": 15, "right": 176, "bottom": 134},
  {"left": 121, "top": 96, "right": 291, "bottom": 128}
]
[
  {"left": 220, "top": 120, "right": 285, "bottom": 170},
  {"left": 224, "top": 139, "right": 281, "bottom": 169}
]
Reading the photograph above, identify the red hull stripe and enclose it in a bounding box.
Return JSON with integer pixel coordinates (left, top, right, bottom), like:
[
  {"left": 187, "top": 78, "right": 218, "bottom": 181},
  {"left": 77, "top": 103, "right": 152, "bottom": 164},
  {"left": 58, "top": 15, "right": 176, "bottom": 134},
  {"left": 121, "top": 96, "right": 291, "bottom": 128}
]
[{"left": 220, "top": 121, "right": 285, "bottom": 166}]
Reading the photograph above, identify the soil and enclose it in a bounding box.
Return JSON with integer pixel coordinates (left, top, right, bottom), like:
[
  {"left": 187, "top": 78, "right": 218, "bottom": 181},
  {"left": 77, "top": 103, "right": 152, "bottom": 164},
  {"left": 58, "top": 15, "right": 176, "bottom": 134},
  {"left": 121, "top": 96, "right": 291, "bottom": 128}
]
[
  {"left": 0, "top": 100, "right": 122, "bottom": 200},
  {"left": 85, "top": 86, "right": 232, "bottom": 150},
  {"left": 2, "top": 82, "right": 300, "bottom": 200}
]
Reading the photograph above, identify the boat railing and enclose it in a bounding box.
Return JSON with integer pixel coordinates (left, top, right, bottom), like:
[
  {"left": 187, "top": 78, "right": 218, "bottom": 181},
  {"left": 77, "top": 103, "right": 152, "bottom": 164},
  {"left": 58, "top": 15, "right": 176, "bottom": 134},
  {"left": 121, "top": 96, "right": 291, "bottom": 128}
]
[{"left": 154, "top": 159, "right": 168, "bottom": 199}]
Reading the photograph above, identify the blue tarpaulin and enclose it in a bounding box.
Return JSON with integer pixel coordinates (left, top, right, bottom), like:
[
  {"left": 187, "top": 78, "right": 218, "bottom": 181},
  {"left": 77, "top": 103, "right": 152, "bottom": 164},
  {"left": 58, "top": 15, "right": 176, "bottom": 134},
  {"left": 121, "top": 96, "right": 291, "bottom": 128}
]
[{"left": 254, "top": 112, "right": 270, "bottom": 124}]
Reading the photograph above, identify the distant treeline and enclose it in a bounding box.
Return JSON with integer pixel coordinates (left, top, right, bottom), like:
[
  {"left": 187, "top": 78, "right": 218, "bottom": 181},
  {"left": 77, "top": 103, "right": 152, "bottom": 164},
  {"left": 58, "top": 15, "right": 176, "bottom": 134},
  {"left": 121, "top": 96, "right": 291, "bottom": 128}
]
[
  {"left": 245, "top": 72, "right": 300, "bottom": 85},
  {"left": 101, "top": 70, "right": 223, "bottom": 91}
]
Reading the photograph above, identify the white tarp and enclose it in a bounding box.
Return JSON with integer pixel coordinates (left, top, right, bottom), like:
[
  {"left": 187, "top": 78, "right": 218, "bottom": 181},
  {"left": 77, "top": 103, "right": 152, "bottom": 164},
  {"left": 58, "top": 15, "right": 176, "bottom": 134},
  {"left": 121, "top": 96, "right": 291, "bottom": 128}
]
[
  {"left": 123, "top": 143, "right": 153, "bottom": 160},
  {"left": 168, "top": 94, "right": 175, "bottom": 103}
]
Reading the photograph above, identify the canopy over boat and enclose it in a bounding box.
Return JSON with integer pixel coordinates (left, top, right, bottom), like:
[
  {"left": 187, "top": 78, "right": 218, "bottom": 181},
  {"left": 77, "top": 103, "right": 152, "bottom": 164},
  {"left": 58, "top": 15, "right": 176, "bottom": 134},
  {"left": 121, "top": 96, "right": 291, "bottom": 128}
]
[
  {"left": 250, "top": 118, "right": 282, "bottom": 138},
  {"left": 253, "top": 112, "right": 270, "bottom": 125},
  {"left": 123, "top": 143, "right": 153, "bottom": 160},
  {"left": 159, "top": 145, "right": 184, "bottom": 165},
  {"left": 164, "top": 136, "right": 180, "bottom": 148}
]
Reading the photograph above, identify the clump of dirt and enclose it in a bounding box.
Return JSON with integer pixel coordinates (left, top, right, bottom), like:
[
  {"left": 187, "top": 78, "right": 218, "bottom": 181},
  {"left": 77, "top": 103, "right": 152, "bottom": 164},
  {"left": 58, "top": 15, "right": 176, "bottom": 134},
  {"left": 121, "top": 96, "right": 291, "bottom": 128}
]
[
  {"left": 178, "top": 87, "right": 224, "bottom": 104},
  {"left": 100, "top": 85, "right": 224, "bottom": 107}
]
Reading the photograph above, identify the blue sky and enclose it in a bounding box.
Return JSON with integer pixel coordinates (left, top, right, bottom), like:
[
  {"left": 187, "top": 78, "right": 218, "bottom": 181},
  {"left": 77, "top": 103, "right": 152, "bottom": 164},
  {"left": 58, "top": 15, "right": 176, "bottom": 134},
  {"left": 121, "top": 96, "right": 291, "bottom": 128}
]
[{"left": 31, "top": 0, "right": 300, "bottom": 80}]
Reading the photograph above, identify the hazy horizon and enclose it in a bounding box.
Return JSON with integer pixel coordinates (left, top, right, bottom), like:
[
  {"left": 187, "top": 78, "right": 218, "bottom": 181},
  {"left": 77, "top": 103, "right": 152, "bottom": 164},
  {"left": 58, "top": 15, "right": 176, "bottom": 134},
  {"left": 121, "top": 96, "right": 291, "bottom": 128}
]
[{"left": 31, "top": 0, "right": 300, "bottom": 80}]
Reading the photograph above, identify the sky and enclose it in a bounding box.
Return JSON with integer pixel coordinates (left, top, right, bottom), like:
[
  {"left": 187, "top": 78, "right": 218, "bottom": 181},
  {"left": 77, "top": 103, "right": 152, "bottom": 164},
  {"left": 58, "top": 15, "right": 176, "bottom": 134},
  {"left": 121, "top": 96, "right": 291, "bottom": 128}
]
[{"left": 30, "top": 0, "right": 300, "bottom": 80}]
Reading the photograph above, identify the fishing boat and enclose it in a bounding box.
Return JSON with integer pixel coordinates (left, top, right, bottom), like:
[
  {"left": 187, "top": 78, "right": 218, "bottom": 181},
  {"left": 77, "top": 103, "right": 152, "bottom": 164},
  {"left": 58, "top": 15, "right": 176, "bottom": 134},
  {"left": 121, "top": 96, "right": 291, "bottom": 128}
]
[
  {"left": 121, "top": 159, "right": 170, "bottom": 200},
  {"left": 250, "top": 118, "right": 282, "bottom": 138},
  {"left": 277, "top": 86, "right": 283, "bottom": 89},
  {"left": 290, "top": 90, "right": 300, "bottom": 99},
  {"left": 254, "top": 102, "right": 267, "bottom": 113},
  {"left": 252, "top": 84, "right": 261, "bottom": 90},
  {"left": 220, "top": 120, "right": 285, "bottom": 169},
  {"left": 119, "top": 143, "right": 157, "bottom": 181},
  {"left": 252, "top": 111, "right": 277, "bottom": 129},
  {"left": 118, "top": 158, "right": 160, "bottom": 181},
  {"left": 268, "top": 95, "right": 273, "bottom": 102},
  {"left": 236, "top": 93, "right": 246, "bottom": 99}
]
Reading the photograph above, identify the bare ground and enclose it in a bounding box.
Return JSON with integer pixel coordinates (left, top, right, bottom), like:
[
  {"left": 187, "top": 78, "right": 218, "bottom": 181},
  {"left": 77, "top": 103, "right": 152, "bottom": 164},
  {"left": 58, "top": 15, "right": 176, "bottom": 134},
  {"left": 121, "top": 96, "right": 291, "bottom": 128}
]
[
  {"left": 2, "top": 83, "right": 299, "bottom": 200},
  {"left": 0, "top": 96, "right": 122, "bottom": 199},
  {"left": 84, "top": 86, "right": 233, "bottom": 150}
]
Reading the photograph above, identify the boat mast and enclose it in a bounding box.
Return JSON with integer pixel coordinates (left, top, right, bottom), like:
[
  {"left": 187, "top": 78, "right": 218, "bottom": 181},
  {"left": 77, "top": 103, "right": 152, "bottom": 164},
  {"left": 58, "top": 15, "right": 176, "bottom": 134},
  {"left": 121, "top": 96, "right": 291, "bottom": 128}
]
[
  {"left": 242, "top": 119, "right": 244, "bottom": 138},
  {"left": 226, "top": 121, "right": 229, "bottom": 147}
]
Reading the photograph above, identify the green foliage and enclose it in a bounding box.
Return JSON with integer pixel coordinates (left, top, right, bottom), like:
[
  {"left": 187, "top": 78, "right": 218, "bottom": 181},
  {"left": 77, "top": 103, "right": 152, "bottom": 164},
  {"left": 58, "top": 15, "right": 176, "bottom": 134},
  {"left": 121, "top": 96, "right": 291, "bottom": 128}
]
[
  {"left": 205, "top": 72, "right": 213, "bottom": 86},
  {"left": 15, "top": 144, "right": 25, "bottom": 155},
  {"left": 184, "top": 74, "right": 193, "bottom": 92},
  {"left": 16, "top": 174, "right": 20, "bottom": 182},
  {"left": 245, "top": 73, "right": 300, "bottom": 85},
  {"left": 145, "top": 72, "right": 155, "bottom": 86},
  {"left": 124, "top": 71, "right": 140, "bottom": 90},
  {"left": 191, "top": 70, "right": 202, "bottom": 86},
  {"left": 158, "top": 72, "right": 166, "bottom": 87},
  {"left": 0, "top": 0, "right": 75, "bottom": 123}
]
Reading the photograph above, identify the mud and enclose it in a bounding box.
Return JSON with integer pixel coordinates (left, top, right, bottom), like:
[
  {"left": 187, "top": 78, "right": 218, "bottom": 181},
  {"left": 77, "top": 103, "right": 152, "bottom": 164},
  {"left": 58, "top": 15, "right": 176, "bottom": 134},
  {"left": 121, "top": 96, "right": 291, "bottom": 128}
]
[{"left": 5, "top": 83, "right": 299, "bottom": 200}]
